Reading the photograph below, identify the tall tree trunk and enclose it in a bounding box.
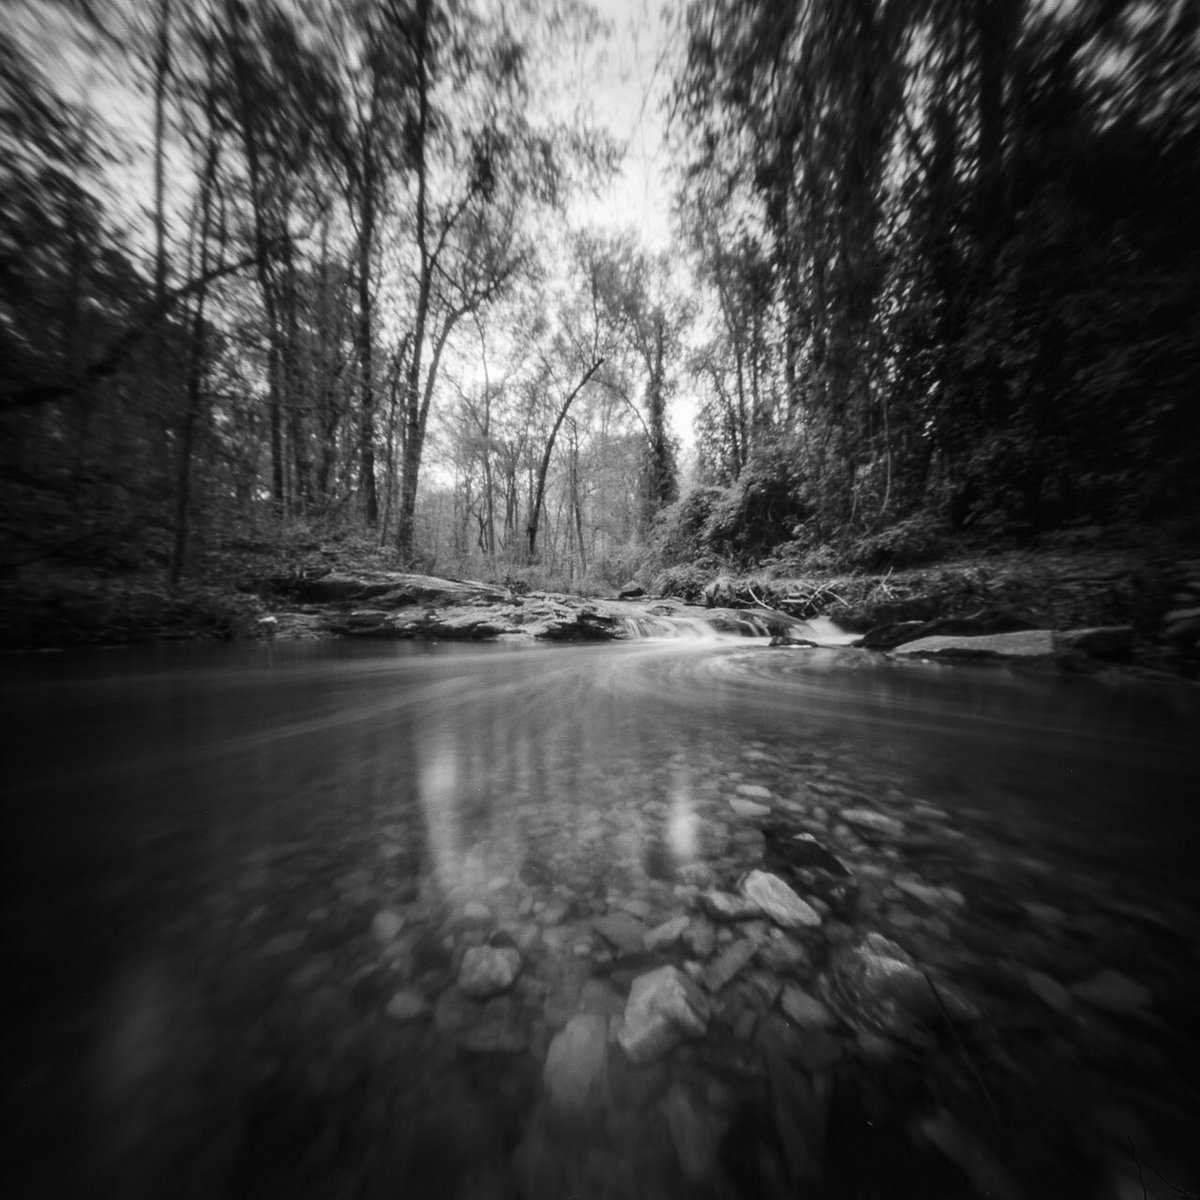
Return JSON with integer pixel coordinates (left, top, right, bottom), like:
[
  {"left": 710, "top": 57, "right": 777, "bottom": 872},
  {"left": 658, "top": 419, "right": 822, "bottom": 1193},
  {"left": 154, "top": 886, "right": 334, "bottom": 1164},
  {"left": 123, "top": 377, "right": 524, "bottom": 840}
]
[
  {"left": 527, "top": 358, "right": 604, "bottom": 559},
  {"left": 170, "top": 108, "right": 219, "bottom": 587},
  {"left": 224, "top": 0, "right": 286, "bottom": 515},
  {"left": 395, "top": 0, "right": 432, "bottom": 563},
  {"left": 357, "top": 180, "right": 378, "bottom": 524}
]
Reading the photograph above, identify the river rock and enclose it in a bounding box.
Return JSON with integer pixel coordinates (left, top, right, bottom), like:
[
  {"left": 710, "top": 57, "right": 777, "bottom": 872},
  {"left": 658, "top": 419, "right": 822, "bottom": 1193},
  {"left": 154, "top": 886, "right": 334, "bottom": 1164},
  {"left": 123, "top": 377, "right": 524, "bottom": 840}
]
[
  {"left": 543, "top": 1013, "right": 609, "bottom": 1125},
  {"left": 700, "top": 890, "right": 763, "bottom": 922},
  {"left": 372, "top": 909, "right": 405, "bottom": 943},
  {"left": 840, "top": 809, "right": 905, "bottom": 838},
  {"left": 593, "top": 911, "right": 645, "bottom": 954},
  {"left": 1070, "top": 967, "right": 1152, "bottom": 1014},
  {"left": 618, "top": 966, "right": 710, "bottom": 1064},
  {"left": 735, "top": 784, "right": 774, "bottom": 800},
  {"left": 729, "top": 797, "right": 772, "bottom": 819},
  {"left": 644, "top": 915, "right": 690, "bottom": 951},
  {"left": 825, "top": 932, "right": 979, "bottom": 1038},
  {"left": 740, "top": 870, "right": 823, "bottom": 929},
  {"left": 458, "top": 945, "right": 522, "bottom": 997},
  {"left": 780, "top": 985, "right": 835, "bottom": 1029},
  {"left": 702, "top": 938, "right": 758, "bottom": 993},
  {"left": 386, "top": 989, "right": 431, "bottom": 1023}
]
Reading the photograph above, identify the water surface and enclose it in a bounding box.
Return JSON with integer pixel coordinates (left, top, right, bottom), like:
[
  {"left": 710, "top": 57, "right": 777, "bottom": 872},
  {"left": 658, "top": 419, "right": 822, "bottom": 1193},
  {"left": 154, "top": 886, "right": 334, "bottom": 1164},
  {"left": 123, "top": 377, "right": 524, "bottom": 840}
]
[{"left": 2, "top": 639, "right": 1198, "bottom": 1199}]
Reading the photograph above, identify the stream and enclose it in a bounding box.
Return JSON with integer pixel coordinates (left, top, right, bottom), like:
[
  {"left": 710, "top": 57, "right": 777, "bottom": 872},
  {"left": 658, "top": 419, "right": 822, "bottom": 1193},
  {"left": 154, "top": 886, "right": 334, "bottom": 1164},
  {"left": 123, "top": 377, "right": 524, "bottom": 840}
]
[{"left": 2, "top": 633, "right": 1198, "bottom": 1199}]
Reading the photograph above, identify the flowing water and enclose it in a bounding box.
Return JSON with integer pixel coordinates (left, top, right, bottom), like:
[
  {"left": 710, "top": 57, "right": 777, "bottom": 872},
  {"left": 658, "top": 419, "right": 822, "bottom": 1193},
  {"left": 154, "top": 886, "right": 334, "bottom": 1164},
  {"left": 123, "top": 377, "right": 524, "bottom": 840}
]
[{"left": 2, "top": 634, "right": 1198, "bottom": 1200}]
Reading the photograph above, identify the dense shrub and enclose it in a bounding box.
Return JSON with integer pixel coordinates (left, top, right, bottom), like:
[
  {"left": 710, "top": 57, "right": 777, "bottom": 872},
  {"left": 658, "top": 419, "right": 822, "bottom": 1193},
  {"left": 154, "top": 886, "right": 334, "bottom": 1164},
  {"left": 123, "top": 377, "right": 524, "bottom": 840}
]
[
  {"left": 700, "top": 446, "right": 810, "bottom": 562},
  {"left": 651, "top": 561, "right": 717, "bottom": 601},
  {"left": 841, "top": 512, "right": 953, "bottom": 570},
  {"left": 646, "top": 487, "right": 725, "bottom": 567}
]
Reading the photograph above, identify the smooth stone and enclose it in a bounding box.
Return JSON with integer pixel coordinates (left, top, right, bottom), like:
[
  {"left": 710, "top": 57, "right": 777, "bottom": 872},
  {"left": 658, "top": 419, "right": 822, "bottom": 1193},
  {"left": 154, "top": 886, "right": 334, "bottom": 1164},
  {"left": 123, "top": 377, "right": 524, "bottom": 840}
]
[
  {"left": 593, "top": 911, "right": 646, "bottom": 954},
  {"left": 372, "top": 909, "right": 405, "bottom": 943},
  {"left": 702, "top": 939, "right": 758, "bottom": 993},
  {"left": 385, "top": 990, "right": 430, "bottom": 1022},
  {"left": 735, "top": 784, "right": 773, "bottom": 799},
  {"left": 543, "top": 1014, "right": 609, "bottom": 1124},
  {"left": 1025, "top": 970, "right": 1073, "bottom": 1012},
  {"left": 458, "top": 945, "right": 522, "bottom": 997},
  {"left": 1070, "top": 968, "right": 1153, "bottom": 1014},
  {"left": 379, "top": 842, "right": 402, "bottom": 860},
  {"left": 541, "top": 897, "right": 571, "bottom": 925},
  {"left": 740, "top": 870, "right": 823, "bottom": 929},
  {"left": 644, "top": 915, "right": 690, "bottom": 951},
  {"left": 618, "top": 966, "right": 710, "bottom": 1064},
  {"left": 462, "top": 901, "right": 493, "bottom": 922},
  {"left": 729, "top": 797, "right": 772, "bottom": 819},
  {"left": 780, "top": 985, "right": 835, "bottom": 1029},
  {"left": 840, "top": 809, "right": 905, "bottom": 838}
]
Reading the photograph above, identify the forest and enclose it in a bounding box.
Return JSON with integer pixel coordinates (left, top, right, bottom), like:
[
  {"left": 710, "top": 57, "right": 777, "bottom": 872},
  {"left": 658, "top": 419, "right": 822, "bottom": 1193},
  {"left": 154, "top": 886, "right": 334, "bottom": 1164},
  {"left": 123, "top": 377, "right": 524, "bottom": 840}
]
[{"left": 2, "top": 0, "right": 1199, "bottom": 638}]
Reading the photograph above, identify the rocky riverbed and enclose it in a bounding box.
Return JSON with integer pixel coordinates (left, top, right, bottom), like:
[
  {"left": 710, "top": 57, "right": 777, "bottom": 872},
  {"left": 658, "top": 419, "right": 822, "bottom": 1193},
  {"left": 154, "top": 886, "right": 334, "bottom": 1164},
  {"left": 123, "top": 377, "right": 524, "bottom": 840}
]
[{"left": 46, "top": 712, "right": 1195, "bottom": 1200}]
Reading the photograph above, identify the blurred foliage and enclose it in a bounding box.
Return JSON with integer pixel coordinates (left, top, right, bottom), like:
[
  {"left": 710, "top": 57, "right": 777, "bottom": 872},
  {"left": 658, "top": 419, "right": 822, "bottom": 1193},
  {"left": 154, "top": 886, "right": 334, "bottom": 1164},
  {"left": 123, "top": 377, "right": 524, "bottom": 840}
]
[{"left": 675, "top": 0, "right": 1200, "bottom": 556}]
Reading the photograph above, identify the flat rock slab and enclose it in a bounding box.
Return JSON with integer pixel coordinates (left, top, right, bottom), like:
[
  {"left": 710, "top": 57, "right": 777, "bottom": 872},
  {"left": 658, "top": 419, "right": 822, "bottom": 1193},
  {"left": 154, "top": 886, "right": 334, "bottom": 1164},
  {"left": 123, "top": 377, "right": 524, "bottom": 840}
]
[{"left": 893, "top": 629, "right": 1057, "bottom": 659}]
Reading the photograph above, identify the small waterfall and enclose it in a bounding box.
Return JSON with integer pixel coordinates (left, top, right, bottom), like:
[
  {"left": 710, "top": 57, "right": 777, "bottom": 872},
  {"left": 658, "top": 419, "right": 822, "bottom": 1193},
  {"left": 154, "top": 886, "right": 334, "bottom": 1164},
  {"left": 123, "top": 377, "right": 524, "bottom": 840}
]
[
  {"left": 618, "top": 614, "right": 730, "bottom": 640},
  {"left": 616, "top": 605, "right": 853, "bottom": 643}
]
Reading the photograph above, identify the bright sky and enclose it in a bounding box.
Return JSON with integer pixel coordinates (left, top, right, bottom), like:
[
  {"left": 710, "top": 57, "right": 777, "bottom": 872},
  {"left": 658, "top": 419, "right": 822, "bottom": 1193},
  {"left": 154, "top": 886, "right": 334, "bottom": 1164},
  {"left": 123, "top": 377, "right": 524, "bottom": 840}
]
[{"left": 573, "top": 0, "right": 678, "bottom": 252}]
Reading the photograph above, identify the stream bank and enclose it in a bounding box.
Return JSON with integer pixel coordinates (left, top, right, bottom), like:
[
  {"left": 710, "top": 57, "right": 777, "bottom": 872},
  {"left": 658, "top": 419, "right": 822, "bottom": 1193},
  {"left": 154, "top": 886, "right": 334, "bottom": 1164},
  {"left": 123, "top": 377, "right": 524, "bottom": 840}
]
[{"left": 2, "top": 533, "right": 1198, "bottom": 678}]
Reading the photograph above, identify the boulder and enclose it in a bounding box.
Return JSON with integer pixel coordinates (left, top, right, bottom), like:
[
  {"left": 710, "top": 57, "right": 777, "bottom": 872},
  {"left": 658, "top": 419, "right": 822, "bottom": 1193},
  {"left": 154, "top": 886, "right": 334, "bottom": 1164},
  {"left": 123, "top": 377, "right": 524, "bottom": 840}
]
[
  {"left": 458, "top": 945, "right": 522, "bottom": 997},
  {"left": 740, "top": 869, "right": 823, "bottom": 929},
  {"left": 617, "top": 966, "right": 710, "bottom": 1063}
]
